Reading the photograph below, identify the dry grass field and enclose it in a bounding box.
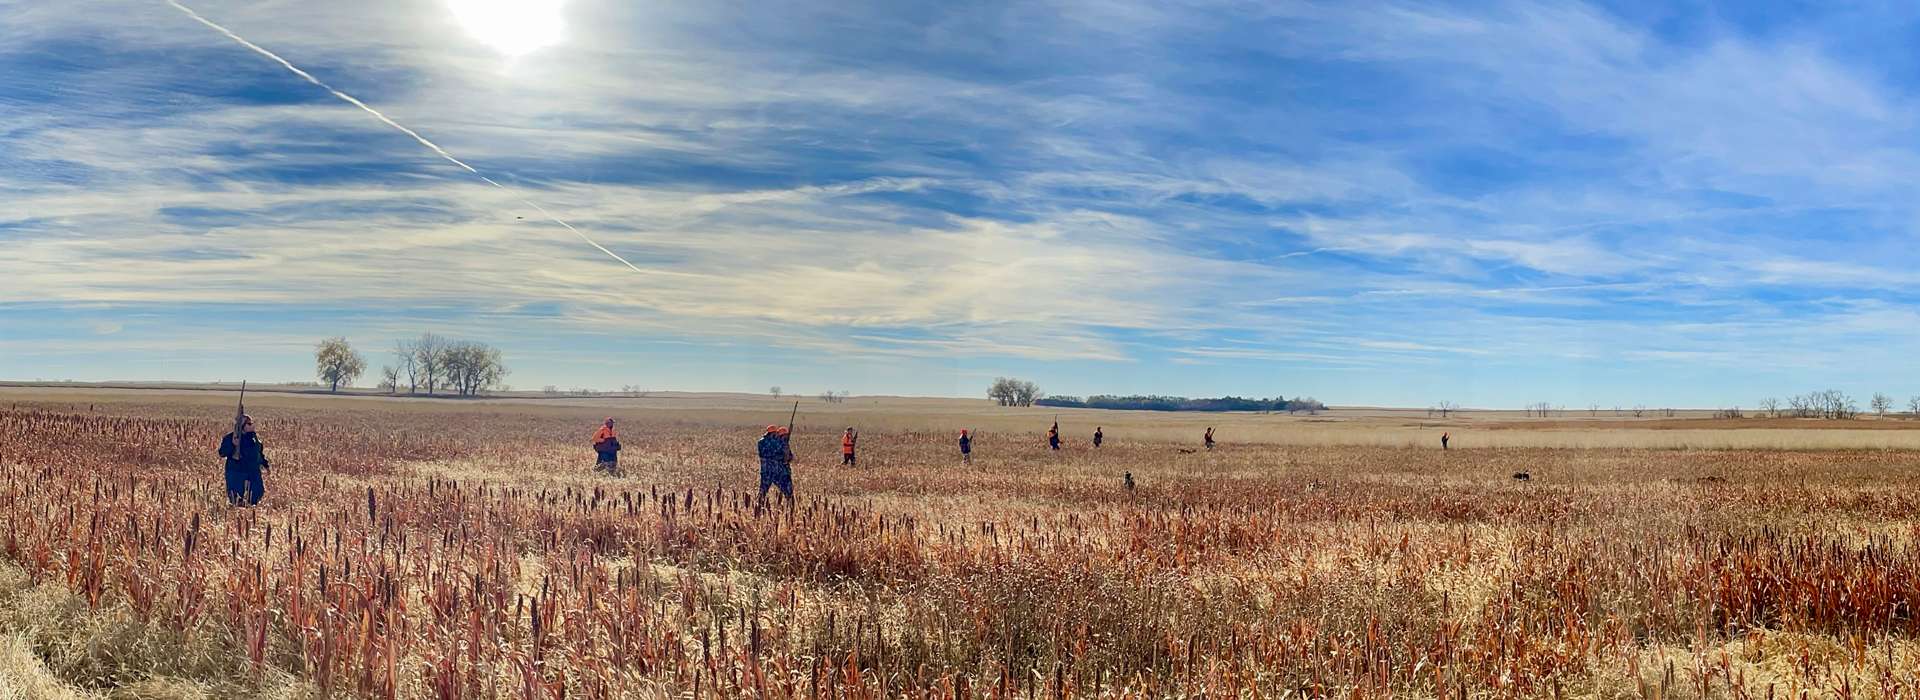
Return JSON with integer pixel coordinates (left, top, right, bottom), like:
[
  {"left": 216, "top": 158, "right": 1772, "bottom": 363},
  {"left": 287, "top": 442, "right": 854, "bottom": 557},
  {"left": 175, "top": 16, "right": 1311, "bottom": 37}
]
[{"left": 6, "top": 386, "right": 1920, "bottom": 698}]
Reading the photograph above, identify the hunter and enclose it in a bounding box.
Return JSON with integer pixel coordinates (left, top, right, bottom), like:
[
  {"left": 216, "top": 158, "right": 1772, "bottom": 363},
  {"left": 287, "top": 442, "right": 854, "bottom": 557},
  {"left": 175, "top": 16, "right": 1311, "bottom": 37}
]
[
  {"left": 758, "top": 425, "right": 794, "bottom": 501},
  {"left": 593, "top": 418, "right": 621, "bottom": 474},
  {"left": 218, "top": 414, "right": 271, "bottom": 506}
]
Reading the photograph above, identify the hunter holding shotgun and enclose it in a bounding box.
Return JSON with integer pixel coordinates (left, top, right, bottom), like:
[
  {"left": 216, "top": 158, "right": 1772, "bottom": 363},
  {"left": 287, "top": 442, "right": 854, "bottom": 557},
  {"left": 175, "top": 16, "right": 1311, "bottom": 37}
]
[
  {"left": 217, "top": 382, "right": 271, "bottom": 506},
  {"left": 757, "top": 402, "right": 798, "bottom": 502}
]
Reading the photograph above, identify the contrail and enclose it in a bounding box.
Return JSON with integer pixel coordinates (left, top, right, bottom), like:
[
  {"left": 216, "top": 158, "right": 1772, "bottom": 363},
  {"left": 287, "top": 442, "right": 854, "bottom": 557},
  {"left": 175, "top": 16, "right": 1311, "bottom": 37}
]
[
  {"left": 164, "top": 0, "right": 645, "bottom": 274},
  {"left": 1271, "top": 246, "right": 1359, "bottom": 260}
]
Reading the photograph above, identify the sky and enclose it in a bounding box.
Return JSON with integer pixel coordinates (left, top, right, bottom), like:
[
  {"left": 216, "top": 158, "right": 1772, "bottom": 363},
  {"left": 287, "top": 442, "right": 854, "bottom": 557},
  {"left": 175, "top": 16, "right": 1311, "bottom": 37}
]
[{"left": 6, "top": 0, "right": 1920, "bottom": 409}]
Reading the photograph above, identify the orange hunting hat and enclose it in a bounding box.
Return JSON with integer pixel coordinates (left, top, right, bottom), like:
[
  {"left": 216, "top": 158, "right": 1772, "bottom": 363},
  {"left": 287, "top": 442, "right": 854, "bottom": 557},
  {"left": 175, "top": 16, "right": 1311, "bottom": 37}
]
[
  {"left": 774, "top": 426, "right": 790, "bottom": 436},
  {"left": 765, "top": 425, "right": 780, "bottom": 433},
  {"left": 960, "top": 429, "right": 969, "bottom": 436}
]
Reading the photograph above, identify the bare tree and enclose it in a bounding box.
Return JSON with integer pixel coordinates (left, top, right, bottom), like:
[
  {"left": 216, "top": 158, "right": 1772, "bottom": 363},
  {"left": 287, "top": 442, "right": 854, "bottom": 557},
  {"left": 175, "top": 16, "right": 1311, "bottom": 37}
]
[
  {"left": 987, "top": 378, "right": 1042, "bottom": 407},
  {"left": 393, "top": 341, "right": 419, "bottom": 394},
  {"left": 440, "top": 341, "right": 508, "bottom": 397},
  {"left": 1831, "top": 390, "right": 1857, "bottom": 419},
  {"left": 1910, "top": 396, "right": 1920, "bottom": 419},
  {"left": 1758, "top": 397, "right": 1779, "bottom": 418},
  {"left": 1632, "top": 405, "right": 1646, "bottom": 418},
  {"left": 988, "top": 378, "right": 1019, "bottom": 406},
  {"left": 1012, "top": 380, "right": 1041, "bottom": 407},
  {"left": 314, "top": 337, "right": 366, "bottom": 393},
  {"left": 378, "top": 366, "right": 399, "bottom": 394},
  {"left": 1872, "top": 393, "right": 1894, "bottom": 417},
  {"left": 1436, "top": 401, "right": 1458, "bottom": 418},
  {"left": 1800, "top": 390, "right": 1857, "bottom": 420},
  {"left": 414, "top": 333, "right": 449, "bottom": 395},
  {"left": 770, "top": 386, "right": 782, "bottom": 398}
]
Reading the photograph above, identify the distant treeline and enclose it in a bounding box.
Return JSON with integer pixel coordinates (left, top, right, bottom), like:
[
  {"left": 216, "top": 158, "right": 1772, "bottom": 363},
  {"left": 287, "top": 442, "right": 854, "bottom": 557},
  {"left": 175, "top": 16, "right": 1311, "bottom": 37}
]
[{"left": 1035, "top": 394, "right": 1327, "bottom": 413}]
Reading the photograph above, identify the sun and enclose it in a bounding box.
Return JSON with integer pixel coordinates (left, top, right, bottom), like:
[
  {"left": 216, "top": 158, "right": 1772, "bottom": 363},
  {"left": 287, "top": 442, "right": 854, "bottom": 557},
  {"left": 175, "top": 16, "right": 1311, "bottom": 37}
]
[{"left": 446, "top": 0, "right": 566, "bottom": 57}]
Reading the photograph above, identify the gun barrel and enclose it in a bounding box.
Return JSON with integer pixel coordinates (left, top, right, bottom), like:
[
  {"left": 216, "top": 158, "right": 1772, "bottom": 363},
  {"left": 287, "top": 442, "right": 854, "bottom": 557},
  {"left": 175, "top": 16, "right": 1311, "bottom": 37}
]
[{"left": 233, "top": 380, "right": 248, "bottom": 433}]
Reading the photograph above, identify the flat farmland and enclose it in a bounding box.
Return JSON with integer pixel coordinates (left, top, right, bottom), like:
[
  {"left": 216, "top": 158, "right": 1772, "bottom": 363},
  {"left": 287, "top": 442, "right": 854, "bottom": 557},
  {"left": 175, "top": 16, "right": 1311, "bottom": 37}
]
[{"left": 5, "top": 387, "right": 1920, "bottom": 698}]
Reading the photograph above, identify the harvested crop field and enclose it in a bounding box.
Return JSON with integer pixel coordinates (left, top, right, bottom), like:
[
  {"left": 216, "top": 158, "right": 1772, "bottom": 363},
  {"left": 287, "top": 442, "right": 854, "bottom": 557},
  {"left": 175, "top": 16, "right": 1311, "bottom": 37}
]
[{"left": 4, "top": 387, "right": 1920, "bottom": 698}]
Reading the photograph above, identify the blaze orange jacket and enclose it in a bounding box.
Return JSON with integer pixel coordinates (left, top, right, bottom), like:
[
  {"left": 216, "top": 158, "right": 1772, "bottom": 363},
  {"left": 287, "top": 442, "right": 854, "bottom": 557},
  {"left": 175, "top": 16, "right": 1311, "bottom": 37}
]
[
  {"left": 841, "top": 434, "right": 856, "bottom": 454},
  {"left": 593, "top": 426, "right": 617, "bottom": 444}
]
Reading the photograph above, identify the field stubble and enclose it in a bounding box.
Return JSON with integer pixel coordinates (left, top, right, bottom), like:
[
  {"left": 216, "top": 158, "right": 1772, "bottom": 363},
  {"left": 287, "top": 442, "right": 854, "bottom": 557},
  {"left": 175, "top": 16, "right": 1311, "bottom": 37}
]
[{"left": 3, "top": 392, "right": 1920, "bottom": 697}]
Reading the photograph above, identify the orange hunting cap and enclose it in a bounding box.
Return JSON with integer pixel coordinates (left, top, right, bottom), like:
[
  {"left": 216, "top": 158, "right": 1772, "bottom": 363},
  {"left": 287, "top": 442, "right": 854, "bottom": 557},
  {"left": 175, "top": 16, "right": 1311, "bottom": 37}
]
[
  {"left": 765, "top": 425, "right": 780, "bottom": 433},
  {"left": 774, "top": 426, "right": 790, "bottom": 436}
]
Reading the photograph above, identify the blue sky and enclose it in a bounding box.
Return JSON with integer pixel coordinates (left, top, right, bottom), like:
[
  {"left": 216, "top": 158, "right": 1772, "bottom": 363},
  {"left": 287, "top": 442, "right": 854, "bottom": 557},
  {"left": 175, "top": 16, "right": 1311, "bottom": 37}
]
[{"left": 6, "top": 0, "right": 1920, "bottom": 408}]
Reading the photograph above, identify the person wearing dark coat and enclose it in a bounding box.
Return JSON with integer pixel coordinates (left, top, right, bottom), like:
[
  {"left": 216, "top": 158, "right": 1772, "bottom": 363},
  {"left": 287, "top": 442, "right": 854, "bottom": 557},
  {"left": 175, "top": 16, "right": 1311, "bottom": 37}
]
[
  {"left": 218, "top": 414, "right": 271, "bottom": 506},
  {"left": 758, "top": 425, "right": 794, "bottom": 500}
]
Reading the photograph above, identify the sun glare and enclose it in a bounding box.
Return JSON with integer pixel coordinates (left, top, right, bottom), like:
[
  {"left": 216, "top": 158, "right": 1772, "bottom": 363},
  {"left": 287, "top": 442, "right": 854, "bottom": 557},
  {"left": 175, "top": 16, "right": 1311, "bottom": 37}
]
[{"left": 446, "top": 0, "right": 565, "bottom": 57}]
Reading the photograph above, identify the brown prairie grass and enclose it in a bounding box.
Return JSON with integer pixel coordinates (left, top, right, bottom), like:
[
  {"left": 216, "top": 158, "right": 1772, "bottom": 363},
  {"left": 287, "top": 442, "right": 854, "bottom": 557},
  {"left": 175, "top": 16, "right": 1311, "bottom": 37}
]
[{"left": 7, "top": 390, "right": 1920, "bottom": 697}]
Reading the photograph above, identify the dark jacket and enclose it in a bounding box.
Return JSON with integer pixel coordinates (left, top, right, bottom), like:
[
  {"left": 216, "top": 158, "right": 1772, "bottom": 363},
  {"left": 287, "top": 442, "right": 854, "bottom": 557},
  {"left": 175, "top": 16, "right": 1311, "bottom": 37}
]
[
  {"left": 219, "top": 432, "right": 271, "bottom": 471},
  {"left": 959, "top": 435, "right": 972, "bottom": 453},
  {"left": 757, "top": 434, "right": 790, "bottom": 468}
]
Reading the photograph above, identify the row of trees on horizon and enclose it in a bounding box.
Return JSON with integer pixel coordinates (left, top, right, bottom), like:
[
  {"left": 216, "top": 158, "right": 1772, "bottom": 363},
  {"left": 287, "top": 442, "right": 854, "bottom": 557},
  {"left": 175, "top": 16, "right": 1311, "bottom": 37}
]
[
  {"left": 1763, "top": 391, "right": 1920, "bottom": 419},
  {"left": 314, "top": 334, "right": 509, "bottom": 396},
  {"left": 312, "top": 356, "right": 1920, "bottom": 415},
  {"left": 1038, "top": 394, "right": 1328, "bottom": 414},
  {"left": 1449, "top": 390, "right": 1920, "bottom": 420},
  {"left": 988, "top": 376, "right": 1327, "bottom": 413}
]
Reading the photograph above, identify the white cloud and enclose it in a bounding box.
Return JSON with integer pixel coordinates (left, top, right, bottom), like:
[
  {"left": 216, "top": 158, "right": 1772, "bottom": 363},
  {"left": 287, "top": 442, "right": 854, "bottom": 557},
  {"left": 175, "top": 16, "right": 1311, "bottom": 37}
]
[{"left": 9, "top": 0, "right": 1920, "bottom": 402}]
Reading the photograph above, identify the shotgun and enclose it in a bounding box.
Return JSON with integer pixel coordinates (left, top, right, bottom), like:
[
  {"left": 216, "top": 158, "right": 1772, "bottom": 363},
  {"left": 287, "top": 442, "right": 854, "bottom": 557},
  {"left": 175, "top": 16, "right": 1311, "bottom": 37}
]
[
  {"left": 785, "top": 400, "right": 800, "bottom": 468},
  {"left": 232, "top": 380, "right": 247, "bottom": 447}
]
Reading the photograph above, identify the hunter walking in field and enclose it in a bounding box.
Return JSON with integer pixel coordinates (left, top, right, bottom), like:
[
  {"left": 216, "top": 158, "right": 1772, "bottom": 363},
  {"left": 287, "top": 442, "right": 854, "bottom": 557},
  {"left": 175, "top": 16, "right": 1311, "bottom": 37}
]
[
  {"left": 592, "top": 418, "right": 621, "bottom": 474},
  {"left": 841, "top": 427, "right": 858, "bottom": 466},
  {"left": 218, "top": 414, "right": 271, "bottom": 506},
  {"left": 1441, "top": 432, "right": 1450, "bottom": 450},
  {"left": 1048, "top": 420, "right": 1061, "bottom": 451},
  {"left": 1093, "top": 426, "right": 1103, "bottom": 448},
  {"left": 1204, "top": 426, "right": 1215, "bottom": 450},
  {"left": 758, "top": 425, "right": 794, "bottom": 501},
  {"left": 959, "top": 429, "right": 972, "bottom": 465}
]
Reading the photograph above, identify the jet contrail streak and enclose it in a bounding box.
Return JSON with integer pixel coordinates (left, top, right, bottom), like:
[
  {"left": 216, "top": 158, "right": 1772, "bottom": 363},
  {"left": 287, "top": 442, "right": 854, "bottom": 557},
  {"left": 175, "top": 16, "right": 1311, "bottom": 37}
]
[{"left": 164, "top": 0, "right": 646, "bottom": 274}]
